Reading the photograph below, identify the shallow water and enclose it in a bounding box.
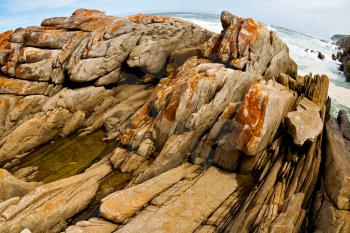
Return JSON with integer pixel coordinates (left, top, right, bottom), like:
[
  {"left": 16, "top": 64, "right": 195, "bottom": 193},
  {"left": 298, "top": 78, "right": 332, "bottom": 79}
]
[{"left": 12, "top": 130, "right": 117, "bottom": 183}]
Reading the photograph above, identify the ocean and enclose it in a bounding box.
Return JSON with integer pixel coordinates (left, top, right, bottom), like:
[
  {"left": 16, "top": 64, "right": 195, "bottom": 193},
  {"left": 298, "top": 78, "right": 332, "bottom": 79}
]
[{"left": 162, "top": 12, "right": 350, "bottom": 116}]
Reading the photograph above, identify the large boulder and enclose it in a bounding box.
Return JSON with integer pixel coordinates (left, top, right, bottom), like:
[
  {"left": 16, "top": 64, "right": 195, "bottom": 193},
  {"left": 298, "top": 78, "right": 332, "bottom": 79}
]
[
  {"left": 324, "top": 116, "right": 350, "bottom": 210},
  {"left": 231, "top": 79, "right": 295, "bottom": 155},
  {"left": 216, "top": 11, "right": 297, "bottom": 78}
]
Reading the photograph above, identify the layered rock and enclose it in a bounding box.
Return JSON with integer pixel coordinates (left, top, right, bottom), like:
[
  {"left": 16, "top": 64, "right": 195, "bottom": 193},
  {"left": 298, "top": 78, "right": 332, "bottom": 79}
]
[
  {"left": 0, "top": 164, "right": 111, "bottom": 233},
  {"left": 216, "top": 11, "right": 297, "bottom": 78},
  {"left": 231, "top": 79, "right": 295, "bottom": 155},
  {"left": 108, "top": 57, "right": 260, "bottom": 184},
  {"left": 0, "top": 8, "right": 342, "bottom": 233},
  {"left": 312, "top": 111, "right": 350, "bottom": 233},
  {"left": 334, "top": 35, "right": 350, "bottom": 81}
]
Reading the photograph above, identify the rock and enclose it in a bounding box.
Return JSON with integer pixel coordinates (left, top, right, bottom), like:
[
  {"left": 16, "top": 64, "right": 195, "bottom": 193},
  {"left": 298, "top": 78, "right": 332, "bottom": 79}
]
[
  {"left": 0, "top": 164, "right": 111, "bottom": 233},
  {"left": 0, "top": 8, "right": 340, "bottom": 233},
  {"left": 1, "top": 9, "right": 214, "bottom": 86},
  {"left": 269, "top": 193, "right": 305, "bottom": 233},
  {"left": 318, "top": 52, "right": 325, "bottom": 60},
  {"left": 64, "top": 218, "right": 119, "bottom": 233},
  {"left": 336, "top": 35, "right": 350, "bottom": 48},
  {"left": 338, "top": 110, "right": 350, "bottom": 140},
  {"left": 0, "top": 84, "right": 152, "bottom": 163},
  {"left": 313, "top": 191, "right": 350, "bottom": 233},
  {"left": 0, "top": 76, "right": 62, "bottom": 96},
  {"left": 115, "top": 167, "right": 252, "bottom": 233},
  {"left": 61, "top": 110, "right": 85, "bottom": 136},
  {"left": 303, "top": 74, "right": 329, "bottom": 108},
  {"left": 125, "top": 58, "right": 259, "bottom": 184},
  {"left": 345, "top": 58, "right": 350, "bottom": 81},
  {"left": 296, "top": 97, "right": 321, "bottom": 112},
  {"left": 100, "top": 164, "right": 199, "bottom": 223},
  {"left": 324, "top": 117, "right": 350, "bottom": 210},
  {"left": 216, "top": 11, "right": 297, "bottom": 78},
  {"left": 20, "top": 229, "right": 32, "bottom": 233},
  {"left": 331, "top": 34, "right": 349, "bottom": 42},
  {"left": 286, "top": 98, "right": 323, "bottom": 146},
  {"left": 231, "top": 80, "right": 295, "bottom": 155},
  {"left": 0, "top": 169, "right": 39, "bottom": 201}
]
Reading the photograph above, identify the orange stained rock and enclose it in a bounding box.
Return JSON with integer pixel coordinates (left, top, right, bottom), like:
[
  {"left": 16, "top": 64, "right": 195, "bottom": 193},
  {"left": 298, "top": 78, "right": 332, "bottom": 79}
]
[
  {"left": 72, "top": 9, "right": 105, "bottom": 18},
  {"left": 128, "top": 14, "right": 186, "bottom": 25},
  {"left": 218, "top": 17, "right": 244, "bottom": 62},
  {"left": 120, "top": 102, "right": 153, "bottom": 145},
  {"left": 42, "top": 201, "right": 55, "bottom": 213},
  {"left": 244, "top": 18, "right": 261, "bottom": 34},
  {"left": 162, "top": 87, "right": 183, "bottom": 122},
  {"left": 233, "top": 82, "right": 269, "bottom": 151},
  {"left": 109, "top": 20, "right": 126, "bottom": 33},
  {"left": 0, "top": 30, "right": 13, "bottom": 50},
  {"left": 220, "top": 102, "right": 237, "bottom": 120},
  {"left": 58, "top": 31, "right": 85, "bottom": 62},
  {"left": 131, "top": 103, "right": 152, "bottom": 127},
  {"left": 237, "top": 18, "right": 262, "bottom": 55},
  {"left": 0, "top": 169, "right": 6, "bottom": 179},
  {"left": 78, "top": 17, "right": 116, "bottom": 32},
  {"left": 231, "top": 58, "right": 241, "bottom": 67}
]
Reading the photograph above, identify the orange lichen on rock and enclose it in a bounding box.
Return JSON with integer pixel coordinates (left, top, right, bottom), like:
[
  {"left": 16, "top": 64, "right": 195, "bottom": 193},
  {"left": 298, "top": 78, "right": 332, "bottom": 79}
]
[
  {"left": 237, "top": 18, "right": 261, "bottom": 54},
  {"left": 231, "top": 80, "right": 295, "bottom": 156},
  {"left": 162, "top": 87, "right": 183, "bottom": 122},
  {"left": 0, "top": 30, "right": 13, "bottom": 50},
  {"left": 243, "top": 18, "right": 261, "bottom": 34},
  {"left": 232, "top": 82, "right": 268, "bottom": 153},
  {"left": 220, "top": 102, "right": 238, "bottom": 120},
  {"left": 72, "top": 9, "right": 106, "bottom": 18},
  {"left": 128, "top": 14, "right": 185, "bottom": 25}
]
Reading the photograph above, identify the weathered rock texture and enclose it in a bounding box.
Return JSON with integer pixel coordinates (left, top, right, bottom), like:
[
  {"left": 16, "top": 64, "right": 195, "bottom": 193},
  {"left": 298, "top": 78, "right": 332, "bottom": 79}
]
[
  {"left": 216, "top": 11, "right": 297, "bottom": 78},
  {"left": 0, "top": 8, "right": 344, "bottom": 233},
  {"left": 334, "top": 35, "right": 350, "bottom": 81},
  {"left": 311, "top": 111, "right": 350, "bottom": 233},
  {"left": 0, "top": 9, "right": 214, "bottom": 165}
]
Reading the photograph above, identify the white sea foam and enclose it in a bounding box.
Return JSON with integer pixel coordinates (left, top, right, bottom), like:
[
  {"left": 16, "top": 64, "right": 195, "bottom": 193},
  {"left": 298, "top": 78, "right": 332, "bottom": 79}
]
[{"left": 165, "top": 12, "right": 350, "bottom": 116}]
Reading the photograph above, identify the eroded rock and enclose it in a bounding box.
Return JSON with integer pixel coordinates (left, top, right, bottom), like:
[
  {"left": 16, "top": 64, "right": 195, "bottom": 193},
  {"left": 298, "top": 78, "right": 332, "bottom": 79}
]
[
  {"left": 0, "top": 169, "right": 39, "bottom": 201},
  {"left": 216, "top": 11, "right": 297, "bottom": 78},
  {"left": 100, "top": 164, "right": 199, "bottom": 223},
  {"left": 287, "top": 98, "right": 323, "bottom": 146},
  {"left": 0, "top": 164, "right": 111, "bottom": 233},
  {"left": 231, "top": 80, "right": 295, "bottom": 155}
]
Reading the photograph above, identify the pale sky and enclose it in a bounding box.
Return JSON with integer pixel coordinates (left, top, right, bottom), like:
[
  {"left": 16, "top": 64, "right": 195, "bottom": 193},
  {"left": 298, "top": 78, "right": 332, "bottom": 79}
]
[{"left": 0, "top": 0, "right": 349, "bottom": 39}]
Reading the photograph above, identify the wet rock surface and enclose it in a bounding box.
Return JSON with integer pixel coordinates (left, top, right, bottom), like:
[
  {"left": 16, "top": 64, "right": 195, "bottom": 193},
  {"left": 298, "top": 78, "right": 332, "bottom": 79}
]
[{"left": 0, "top": 8, "right": 347, "bottom": 233}]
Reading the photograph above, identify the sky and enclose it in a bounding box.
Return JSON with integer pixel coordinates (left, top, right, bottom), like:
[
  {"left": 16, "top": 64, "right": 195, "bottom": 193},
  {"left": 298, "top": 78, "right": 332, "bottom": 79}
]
[{"left": 0, "top": 0, "right": 349, "bottom": 39}]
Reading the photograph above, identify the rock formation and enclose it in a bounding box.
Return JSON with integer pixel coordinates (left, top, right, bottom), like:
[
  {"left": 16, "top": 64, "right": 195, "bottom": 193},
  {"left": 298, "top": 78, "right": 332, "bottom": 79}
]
[
  {"left": 333, "top": 35, "right": 350, "bottom": 81},
  {"left": 0, "top": 9, "right": 347, "bottom": 233}
]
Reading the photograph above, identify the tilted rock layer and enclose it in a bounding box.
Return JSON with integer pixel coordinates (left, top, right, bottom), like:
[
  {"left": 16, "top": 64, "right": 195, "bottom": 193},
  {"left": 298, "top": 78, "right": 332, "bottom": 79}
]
[{"left": 0, "top": 9, "right": 344, "bottom": 233}]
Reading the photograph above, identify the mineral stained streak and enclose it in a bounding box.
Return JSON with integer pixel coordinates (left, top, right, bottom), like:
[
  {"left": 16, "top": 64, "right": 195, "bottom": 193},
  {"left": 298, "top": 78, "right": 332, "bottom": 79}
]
[{"left": 0, "top": 9, "right": 348, "bottom": 233}]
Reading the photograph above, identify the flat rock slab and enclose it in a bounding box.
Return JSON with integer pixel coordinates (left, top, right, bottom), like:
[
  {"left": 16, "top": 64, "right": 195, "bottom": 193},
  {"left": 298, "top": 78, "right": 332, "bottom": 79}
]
[
  {"left": 100, "top": 163, "right": 199, "bottom": 223},
  {"left": 0, "top": 164, "right": 111, "bottom": 233},
  {"left": 64, "top": 218, "right": 119, "bottom": 233},
  {"left": 115, "top": 167, "right": 252, "bottom": 233},
  {"left": 287, "top": 109, "right": 323, "bottom": 146}
]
